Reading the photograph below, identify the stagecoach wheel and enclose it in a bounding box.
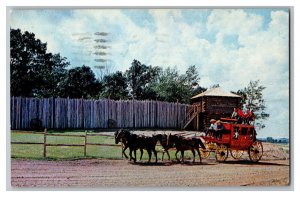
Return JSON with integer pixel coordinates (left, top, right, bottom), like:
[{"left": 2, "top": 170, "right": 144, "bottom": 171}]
[
  {"left": 230, "top": 149, "right": 244, "bottom": 159},
  {"left": 200, "top": 143, "right": 210, "bottom": 159},
  {"left": 248, "top": 141, "right": 263, "bottom": 162},
  {"left": 215, "top": 144, "right": 228, "bottom": 162}
]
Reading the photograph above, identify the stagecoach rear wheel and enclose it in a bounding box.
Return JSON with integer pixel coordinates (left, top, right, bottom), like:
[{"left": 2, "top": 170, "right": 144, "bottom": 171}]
[
  {"left": 215, "top": 144, "right": 228, "bottom": 162},
  {"left": 230, "top": 149, "right": 244, "bottom": 159},
  {"left": 200, "top": 143, "right": 210, "bottom": 159},
  {"left": 248, "top": 141, "right": 263, "bottom": 162}
]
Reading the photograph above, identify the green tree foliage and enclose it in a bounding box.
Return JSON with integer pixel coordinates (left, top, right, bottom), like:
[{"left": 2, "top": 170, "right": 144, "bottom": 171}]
[
  {"left": 10, "top": 28, "right": 69, "bottom": 97},
  {"left": 99, "top": 71, "right": 128, "bottom": 100},
  {"left": 125, "top": 59, "right": 161, "bottom": 100},
  {"left": 236, "top": 80, "right": 270, "bottom": 129},
  {"left": 151, "top": 65, "right": 203, "bottom": 103},
  {"left": 58, "top": 65, "right": 102, "bottom": 98},
  {"left": 184, "top": 65, "right": 206, "bottom": 98}
]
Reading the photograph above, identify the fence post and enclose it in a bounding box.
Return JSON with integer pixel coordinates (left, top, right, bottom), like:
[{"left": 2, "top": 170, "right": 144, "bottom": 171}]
[
  {"left": 84, "top": 130, "right": 87, "bottom": 158},
  {"left": 43, "top": 128, "right": 47, "bottom": 158}
]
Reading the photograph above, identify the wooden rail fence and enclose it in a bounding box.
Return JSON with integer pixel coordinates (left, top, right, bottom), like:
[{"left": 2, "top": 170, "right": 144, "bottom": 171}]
[
  {"left": 11, "top": 129, "right": 123, "bottom": 158},
  {"left": 11, "top": 97, "right": 190, "bottom": 130}
]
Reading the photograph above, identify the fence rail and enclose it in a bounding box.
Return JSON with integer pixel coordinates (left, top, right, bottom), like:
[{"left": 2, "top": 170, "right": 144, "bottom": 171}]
[
  {"left": 11, "top": 97, "right": 190, "bottom": 130},
  {"left": 11, "top": 129, "right": 123, "bottom": 158}
]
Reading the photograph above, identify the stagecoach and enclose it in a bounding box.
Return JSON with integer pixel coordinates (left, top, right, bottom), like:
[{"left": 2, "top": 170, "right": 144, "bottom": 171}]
[{"left": 200, "top": 118, "right": 263, "bottom": 162}]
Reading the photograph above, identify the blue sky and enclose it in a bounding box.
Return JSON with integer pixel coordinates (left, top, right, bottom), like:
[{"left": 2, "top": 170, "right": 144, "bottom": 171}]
[{"left": 9, "top": 8, "right": 290, "bottom": 138}]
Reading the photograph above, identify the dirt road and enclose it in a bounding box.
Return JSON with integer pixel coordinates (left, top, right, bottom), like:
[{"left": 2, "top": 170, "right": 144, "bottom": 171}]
[{"left": 11, "top": 158, "right": 290, "bottom": 188}]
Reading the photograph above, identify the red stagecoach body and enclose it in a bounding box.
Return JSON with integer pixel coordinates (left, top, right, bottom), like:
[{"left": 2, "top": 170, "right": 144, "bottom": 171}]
[{"left": 200, "top": 118, "right": 263, "bottom": 162}]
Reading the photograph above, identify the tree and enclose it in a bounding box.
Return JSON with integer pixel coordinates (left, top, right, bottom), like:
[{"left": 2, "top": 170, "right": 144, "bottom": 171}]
[
  {"left": 58, "top": 65, "right": 102, "bottom": 98},
  {"left": 99, "top": 71, "right": 128, "bottom": 100},
  {"left": 150, "top": 65, "right": 205, "bottom": 103},
  {"left": 125, "top": 60, "right": 161, "bottom": 100},
  {"left": 150, "top": 67, "right": 187, "bottom": 103},
  {"left": 32, "top": 53, "right": 69, "bottom": 97},
  {"left": 184, "top": 65, "right": 206, "bottom": 99},
  {"left": 185, "top": 65, "right": 200, "bottom": 88},
  {"left": 10, "top": 28, "right": 69, "bottom": 97},
  {"left": 236, "top": 80, "right": 270, "bottom": 129}
]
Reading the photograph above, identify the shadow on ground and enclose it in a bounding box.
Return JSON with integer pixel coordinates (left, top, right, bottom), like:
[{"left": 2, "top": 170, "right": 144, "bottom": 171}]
[
  {"left": 129, "top": 160, "right": 216, "bottom": 166},
  {"left": 222, "top": 160, "right": 289, "bottom": 166}
]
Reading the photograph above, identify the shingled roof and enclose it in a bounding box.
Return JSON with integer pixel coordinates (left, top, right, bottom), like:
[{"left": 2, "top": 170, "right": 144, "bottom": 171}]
[{"left": 191, "top": 87, "right": 241, "bottom": 99}]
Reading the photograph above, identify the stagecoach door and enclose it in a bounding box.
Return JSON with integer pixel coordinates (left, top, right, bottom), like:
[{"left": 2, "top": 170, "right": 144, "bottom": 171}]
[
  {"left": 239, "top": 127, "right": 250, "bottom": 149},
  {"left": 231, "top": 126, "right": 240, "bottom": 148}
]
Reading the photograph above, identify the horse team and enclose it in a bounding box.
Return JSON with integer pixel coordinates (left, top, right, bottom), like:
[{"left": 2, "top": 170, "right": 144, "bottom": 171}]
[{"left": 114, "top": 129, "right": 206, "bottom": 163}]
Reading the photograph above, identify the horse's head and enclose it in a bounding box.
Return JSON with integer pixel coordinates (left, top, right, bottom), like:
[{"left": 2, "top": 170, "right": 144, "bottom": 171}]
[
  {"left": 115, "top": 129, "right": 125, "bottom": 144},
  {"left": 114, "top": 129, "right": 121, "bottom": 144}
]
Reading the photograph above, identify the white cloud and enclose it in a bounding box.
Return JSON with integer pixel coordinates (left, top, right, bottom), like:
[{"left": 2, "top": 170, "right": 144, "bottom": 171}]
[{"left": 207, "top": 9, "right": 264, "bottom": 36}]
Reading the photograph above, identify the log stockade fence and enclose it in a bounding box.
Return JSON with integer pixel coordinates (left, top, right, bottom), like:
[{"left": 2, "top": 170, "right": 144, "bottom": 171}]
[
  {"left": 11, "top": 97, "right": 190, "bottom": 130},
  {"left": 11, "top": 129, "right": 123, "bottom": 158}
]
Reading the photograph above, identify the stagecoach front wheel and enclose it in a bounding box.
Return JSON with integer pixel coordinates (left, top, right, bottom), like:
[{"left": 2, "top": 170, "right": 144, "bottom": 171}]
[
  {"left": 230, "top": 149, "right": 244, "bottom": 159},
  {"left": 200, "top": 143, "right": 210, "bottom": 159},
  {"left": 248, "top": 141, "right": 263, "bottom": 162},
  {"left": 215, "top": 144, "right": 228, "bottom": 162}
]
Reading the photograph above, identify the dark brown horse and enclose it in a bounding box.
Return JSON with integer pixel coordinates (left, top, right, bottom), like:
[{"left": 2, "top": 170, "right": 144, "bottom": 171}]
[
  {"left": 153, "top": 133, "right": 174, "bottom": 161},
  {"left": 115, "top": 129, "right": 139, "bottom": 162},
  {"left": 115, "top": 129, "right": 158, "bottom": 163},
  {"left": 114, "top": 129, "right": 129, "bottom": 159},
  {"left": 136, "top": 135, "right": 159, "bottom": 163},
  {"left": 167, "top": 134, "right": 206, "bottom": 163}
]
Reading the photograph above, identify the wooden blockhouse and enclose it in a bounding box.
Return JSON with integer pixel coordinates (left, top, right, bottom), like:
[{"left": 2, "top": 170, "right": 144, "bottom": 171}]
[{"left": 182, "top": 87, "right": 241, "bottom": 131}]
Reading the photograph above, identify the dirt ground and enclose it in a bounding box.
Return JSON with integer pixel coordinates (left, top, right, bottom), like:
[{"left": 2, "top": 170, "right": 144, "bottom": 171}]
[{"left": 11, "top": 156, "right": 290, "bottom": 188}]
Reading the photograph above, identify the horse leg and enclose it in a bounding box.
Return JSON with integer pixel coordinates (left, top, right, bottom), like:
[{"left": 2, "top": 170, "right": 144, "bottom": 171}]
[
  {"left": 166, "top": 150, "right": 171, "bottom": 161},
  {"left": 123, "top": 145, "right": 128, "bottom": 159},
  {"left": 140, "top": 149, "right": 143, "bottom": 161},
  {"left": 129, "top": 148, "right": 133, "bottom": 161},
  {"left": 133, "top": 149, "right": 137, "bottom": 163},
  {"left": 175, "top": 150, "right": 180, "bottom": 162},
  {"left": 181, "top": 150, "right": 184, "bottom": 163},
  {"left": 191, "top": 149, "right": 195, "bottom": 163},
  {"left": 196, "top": 148, "right": 202, "bottom": 163},
  {"left": 154, "top": 149, "right": 158, "bottom": 163},
  {"left": 147, "top": 149, "right": 152, "bottom": 163}
]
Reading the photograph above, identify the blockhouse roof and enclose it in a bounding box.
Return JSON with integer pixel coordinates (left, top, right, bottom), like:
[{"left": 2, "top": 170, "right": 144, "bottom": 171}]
[{"left": 191, "top": 87, "right": 241, "bottom": 99}]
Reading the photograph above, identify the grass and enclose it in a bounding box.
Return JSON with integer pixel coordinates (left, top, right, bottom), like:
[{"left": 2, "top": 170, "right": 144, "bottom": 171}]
[
  {"left": 11, "top": 130, "right": 119, "bottom": 160},
  {"left": 11, "top": 130, "right": 208, "bottom": 161}
]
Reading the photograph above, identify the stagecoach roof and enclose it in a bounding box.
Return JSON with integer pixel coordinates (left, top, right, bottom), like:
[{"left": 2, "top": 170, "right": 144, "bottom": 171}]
[{"left": 191, "top": 87, "right": 241, "bottom": 99}]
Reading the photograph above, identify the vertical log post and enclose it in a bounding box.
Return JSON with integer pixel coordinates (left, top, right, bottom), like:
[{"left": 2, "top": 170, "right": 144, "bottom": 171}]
[
  {"left": 43, "top": 128, "right": 47, "bottom": 158},
  {"left": 196, "top": 113, "right": 199, "bottom": 131},
  {"left": 84, "top": 130, "right": 87, "bottom": 158}
]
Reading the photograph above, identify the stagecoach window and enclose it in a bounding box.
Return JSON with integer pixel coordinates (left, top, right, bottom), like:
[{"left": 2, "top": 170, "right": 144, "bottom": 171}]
[
  {"left": 249, "top": 128, "right": 254, "bottom": 134},
  {"left": 241, "top": 127, "right": 248, "bottom": 135},
  {"left": 223, "top": 129, "right": 229, "bottom": 134}
]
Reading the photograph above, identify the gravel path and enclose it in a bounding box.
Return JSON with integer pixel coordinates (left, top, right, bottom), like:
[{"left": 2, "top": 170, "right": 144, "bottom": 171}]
[{"left": 11, "top": 158, "right": 289, "bottom": 188}]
